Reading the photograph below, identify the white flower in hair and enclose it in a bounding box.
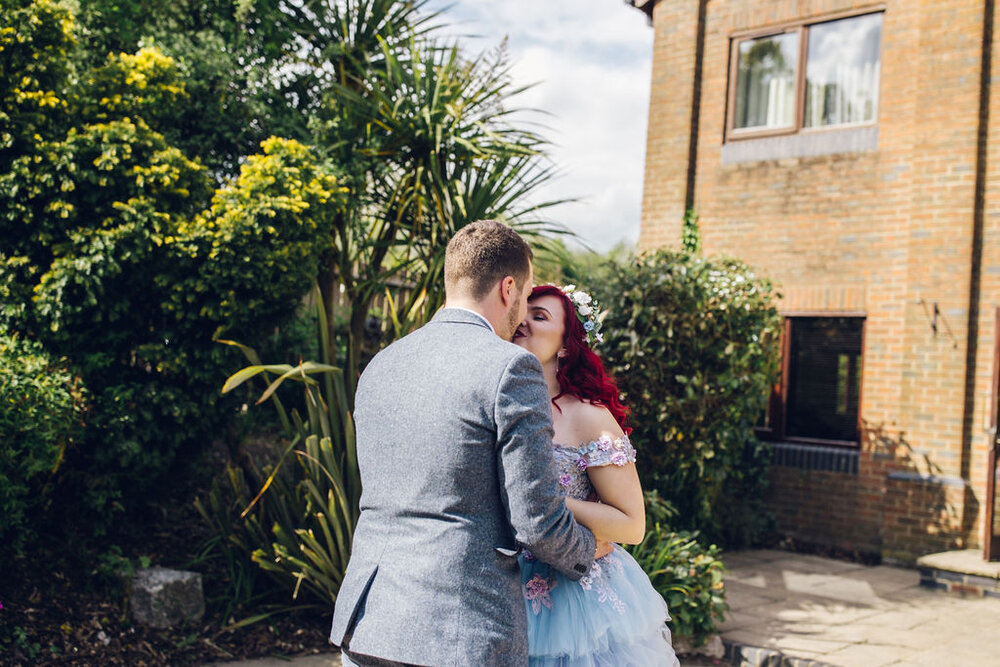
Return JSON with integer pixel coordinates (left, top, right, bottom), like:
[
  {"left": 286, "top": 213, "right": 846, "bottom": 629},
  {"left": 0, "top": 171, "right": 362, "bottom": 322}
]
[{"left": 558, "top": 284, "right": 604, "bottom": 346}]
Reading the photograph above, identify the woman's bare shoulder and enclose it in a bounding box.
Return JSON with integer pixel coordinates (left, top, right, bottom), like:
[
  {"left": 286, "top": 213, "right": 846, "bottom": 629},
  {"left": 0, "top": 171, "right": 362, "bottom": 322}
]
[{"left": 559, "top": 397, "right": 624, "bottom": 442}]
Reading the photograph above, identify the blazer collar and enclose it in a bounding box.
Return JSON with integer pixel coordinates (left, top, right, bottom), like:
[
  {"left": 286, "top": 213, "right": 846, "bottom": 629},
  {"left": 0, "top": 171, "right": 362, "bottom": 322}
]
[{"left": 433, "top": 307, "right": 496, "bottom": 333}]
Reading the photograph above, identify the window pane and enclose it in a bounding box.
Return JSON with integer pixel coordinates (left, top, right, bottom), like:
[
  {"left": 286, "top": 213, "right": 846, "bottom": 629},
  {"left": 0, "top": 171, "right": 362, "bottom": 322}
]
[
  {"left": 734, "top": 32, "right": 799, "bottom": 130},
  {"left": 804, "top": 13, "right": 882, "bottom": 128},
  {"left": 786, "top": 318, "right": 864, "bottom": 442},
  {"left": 836, "top": 353, "right": 850, "bottom": 414}
]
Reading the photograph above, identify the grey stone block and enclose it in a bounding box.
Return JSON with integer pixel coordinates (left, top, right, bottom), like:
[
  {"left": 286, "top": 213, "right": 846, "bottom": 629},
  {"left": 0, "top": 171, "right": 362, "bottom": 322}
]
[
  {"left": 965, "top": 574, "right": 998, "bottom": 589},
  {"left": 130, "top": 567, "right": 205, "bottom": 629},
  {"left": 726, "top": 642, "right": 836, "bottom": 667},
  {"left": 675, "top": 633, "right": 724, "bottom": 659}
]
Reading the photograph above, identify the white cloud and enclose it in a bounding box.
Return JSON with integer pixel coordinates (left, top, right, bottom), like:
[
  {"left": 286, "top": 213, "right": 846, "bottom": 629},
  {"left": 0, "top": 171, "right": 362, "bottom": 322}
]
[{"left": 424, "top": 0, "right": 653, "bottom": 251}]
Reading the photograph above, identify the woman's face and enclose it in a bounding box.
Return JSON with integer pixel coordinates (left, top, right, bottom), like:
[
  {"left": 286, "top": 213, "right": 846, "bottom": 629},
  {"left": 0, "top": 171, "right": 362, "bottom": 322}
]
[{"left": 514, "top": 294, "right": 566, "bottom": 365}]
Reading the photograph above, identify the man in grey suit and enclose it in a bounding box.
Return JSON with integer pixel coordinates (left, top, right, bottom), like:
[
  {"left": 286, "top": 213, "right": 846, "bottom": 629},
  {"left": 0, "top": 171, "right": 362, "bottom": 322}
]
[{"left": 330, "top": 220, "right": 597, "bottom": 666}]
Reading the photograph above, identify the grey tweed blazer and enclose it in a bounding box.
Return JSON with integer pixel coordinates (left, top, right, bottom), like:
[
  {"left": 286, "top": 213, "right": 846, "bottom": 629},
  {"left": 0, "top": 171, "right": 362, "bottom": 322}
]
[{"left": 329, "top": 308, "right": 596, "bottom": 666}]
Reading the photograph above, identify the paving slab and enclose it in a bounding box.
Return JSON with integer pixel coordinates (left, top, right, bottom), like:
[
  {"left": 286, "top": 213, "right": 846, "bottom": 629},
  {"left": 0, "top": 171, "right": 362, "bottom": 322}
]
[
  {"left": 717, "top": 549, "right": 1000, "bottom": 667},
  {"left": 767, "top": 634, "right": 853, "bottom": 656},
  {"left": 724, "top": 628, "right": 850, "bottom": 654},
  {"left": 779, "top": 571, "right": 887, "bottom": 606},
  {"left": 722, "top": 580, "right": 790, "bottom": 608},
  {"left": 845, "top": 624, "right": 943, "bottom": 651},
  {"left": 767, "top": 554, "right": 868, "bottom": 575},
  {"left": 835, "top": 564, "right": 923, "bottom": 596},
  {"left": 892, "top": 645, "right": 999, "bottom": 667},
  {"left": 821, "top": 643, "right": 920, "bottom": 667},
  {"left": 754, "top": 597, "right": 887, "bottom": 626},
  {"left": 721, "top": 548, "right": 798, "bottom": 569}
]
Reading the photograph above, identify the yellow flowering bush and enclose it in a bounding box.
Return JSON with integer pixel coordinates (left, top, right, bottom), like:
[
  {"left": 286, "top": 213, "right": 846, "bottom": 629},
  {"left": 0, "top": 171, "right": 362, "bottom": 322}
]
[{"left": 0, "top": 0, "right": 346, "bottom": 540}]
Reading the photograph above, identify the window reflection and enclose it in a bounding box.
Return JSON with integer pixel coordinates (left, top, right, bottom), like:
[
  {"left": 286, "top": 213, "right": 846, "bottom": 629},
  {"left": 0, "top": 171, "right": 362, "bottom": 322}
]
[
  {"left": 734, "top": 32, "right": 799, "bottom": 130},
  {"left": 804, "top": 13, "right": 882, "bottom": 127}
]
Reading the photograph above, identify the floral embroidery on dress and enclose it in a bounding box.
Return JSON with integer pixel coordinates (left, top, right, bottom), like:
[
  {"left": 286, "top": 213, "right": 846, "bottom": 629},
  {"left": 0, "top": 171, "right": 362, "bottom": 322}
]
[
  {"left": 524, "top": 574, "right": 558, "bottom": 614},
  {"left": 587, "top": 434, "right": 636, "bottom": 468},
  {"left": 521, "top": 438, "right": 638, "bottom": 621},
  {"left": 576, "top": 554, "right": 626, "bottom": 614},
  {"left": 552, "top": 435, "right": 637, "bottom": 496}
]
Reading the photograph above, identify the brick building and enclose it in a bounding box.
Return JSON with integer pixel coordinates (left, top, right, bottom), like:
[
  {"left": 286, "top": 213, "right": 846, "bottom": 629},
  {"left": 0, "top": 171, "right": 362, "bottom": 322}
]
[{"left": 629, "top": 0, "right": 999, "bottom": 562}]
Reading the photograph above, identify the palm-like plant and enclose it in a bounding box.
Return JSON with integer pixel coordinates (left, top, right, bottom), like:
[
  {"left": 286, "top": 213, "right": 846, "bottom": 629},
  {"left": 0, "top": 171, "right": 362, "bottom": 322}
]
[
  {"left": 200, "top": 285, "right": 362, "bottom": 613},
  {"left": 318, "top": 36, "right": 572, "bottom": 393},
  {"left": 237, "top": 0, "right": 440, "bottom": 117}
]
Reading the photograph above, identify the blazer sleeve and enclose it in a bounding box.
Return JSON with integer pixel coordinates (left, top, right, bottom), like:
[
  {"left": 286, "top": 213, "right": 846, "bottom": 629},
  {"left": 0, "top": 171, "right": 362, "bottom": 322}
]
[{"left": 494, "top": 351, "right": 596, "bottom": 580}]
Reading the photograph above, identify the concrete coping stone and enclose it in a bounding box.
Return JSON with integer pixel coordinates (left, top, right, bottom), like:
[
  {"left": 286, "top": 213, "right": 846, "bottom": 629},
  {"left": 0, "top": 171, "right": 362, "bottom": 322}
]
[
  {"left": 725, "top": 641, "right": 835, "bottom": 667},
  {"left": 885, "top": 471, "right": 968, "bottom": 487},
  {"left": 917, "top": 549, "right": 1000, "bottom": 580}
]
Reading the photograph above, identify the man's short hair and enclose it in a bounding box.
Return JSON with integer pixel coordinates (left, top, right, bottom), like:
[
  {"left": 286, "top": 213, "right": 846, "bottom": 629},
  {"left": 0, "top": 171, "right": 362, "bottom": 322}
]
[{"left": 444, "top": 220, "right": 533, "bottom": 300}]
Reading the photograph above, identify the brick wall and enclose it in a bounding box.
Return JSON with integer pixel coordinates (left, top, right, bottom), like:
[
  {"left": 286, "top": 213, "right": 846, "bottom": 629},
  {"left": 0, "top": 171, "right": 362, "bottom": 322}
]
[
  {"left": 767, "top": 427, "right": 969, "bottom": 561},
  {"left": 639, "top": 0, "right": 1000, "bottom": 560},
  {"left": 640, "top": 0, "right": 701, "bottom": 250}
]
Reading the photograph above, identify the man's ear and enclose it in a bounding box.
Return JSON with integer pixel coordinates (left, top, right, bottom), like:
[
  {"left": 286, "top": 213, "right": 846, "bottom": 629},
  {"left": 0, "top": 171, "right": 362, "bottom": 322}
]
[{"left": 499, "top": 275, "right": 516, "bottom": 306}]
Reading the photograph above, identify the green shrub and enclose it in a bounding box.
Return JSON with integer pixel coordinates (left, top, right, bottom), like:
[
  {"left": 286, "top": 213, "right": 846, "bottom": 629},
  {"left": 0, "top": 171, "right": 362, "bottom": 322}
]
[
  {"left": 630, "top": 528, "right": 728, "bottom": 645},
  {"left": 7, "top": 133, "right": 343, "bottom": 542},
  {"left": 601, "top": 250, "right": 781, "bottom": 546},
  {"left": 0, "top": 0, "right": 349, "bottom": 542},
  {"left": 0, "top": 332, "right": 86, "bottom": 553},
  {"left": 197, "top": 290, "right": 361, "bottom": 619},
  {"left": 626, "top": 491, "right": 728, "bottom": 646},
  {"left": 1, "top": 21, "right": 344, "bottom": 527}
]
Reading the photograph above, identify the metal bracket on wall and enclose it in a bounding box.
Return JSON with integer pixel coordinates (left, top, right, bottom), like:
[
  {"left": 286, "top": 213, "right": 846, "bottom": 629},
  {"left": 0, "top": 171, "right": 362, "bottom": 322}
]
[{"left": 916, "top": 298, "right": 959, "bottom": 349}]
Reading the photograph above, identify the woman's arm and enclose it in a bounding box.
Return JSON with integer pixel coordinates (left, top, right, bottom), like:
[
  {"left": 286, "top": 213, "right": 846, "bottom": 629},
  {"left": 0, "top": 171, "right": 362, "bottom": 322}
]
[
  {"left": 560, "top": 403, "right": 646, "bottom": 545},
  {"left": 564, "top": 463, "right": 645, "bottom": 545}
]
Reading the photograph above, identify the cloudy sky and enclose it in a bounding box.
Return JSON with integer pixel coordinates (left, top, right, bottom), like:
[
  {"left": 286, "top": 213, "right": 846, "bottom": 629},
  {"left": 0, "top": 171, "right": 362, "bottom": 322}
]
[{"left": 424, "top": 1, "right": 655, "bottom": 252}]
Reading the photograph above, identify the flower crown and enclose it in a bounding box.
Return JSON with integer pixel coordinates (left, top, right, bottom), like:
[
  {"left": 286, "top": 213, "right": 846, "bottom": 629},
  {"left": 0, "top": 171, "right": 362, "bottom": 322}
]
[{"left": 560, "top": 285, "right": 604, "bottom": 346}]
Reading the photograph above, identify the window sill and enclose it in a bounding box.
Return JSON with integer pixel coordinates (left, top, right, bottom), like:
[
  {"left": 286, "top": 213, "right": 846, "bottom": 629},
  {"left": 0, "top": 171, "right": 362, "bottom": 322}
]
[
  {"left": 765, "top": 440, "right": 859, "bottom": 474},
  {"left": 781, "top": 435, "right": 859, "bottom": 448},
  {"left": 721, "top": 125, "right": 878, "bottom": 164}
]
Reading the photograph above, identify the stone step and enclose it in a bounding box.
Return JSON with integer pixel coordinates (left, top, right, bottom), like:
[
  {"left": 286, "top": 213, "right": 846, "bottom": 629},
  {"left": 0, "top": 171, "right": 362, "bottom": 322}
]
[{"left": 916, "top": 549, "right": 1000, "bottom": 598}]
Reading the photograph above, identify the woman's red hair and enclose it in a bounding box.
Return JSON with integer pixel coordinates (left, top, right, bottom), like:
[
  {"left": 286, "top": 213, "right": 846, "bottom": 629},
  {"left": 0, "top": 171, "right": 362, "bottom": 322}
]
[{"left": 530, "top": 285, "right": 631, "bottom": 435}]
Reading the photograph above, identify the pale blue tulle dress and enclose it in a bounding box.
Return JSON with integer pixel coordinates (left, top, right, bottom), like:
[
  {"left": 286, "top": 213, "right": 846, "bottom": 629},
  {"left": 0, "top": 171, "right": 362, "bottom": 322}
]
[{"left": 519, "top": 434, "right": 680, "bottom": 666}]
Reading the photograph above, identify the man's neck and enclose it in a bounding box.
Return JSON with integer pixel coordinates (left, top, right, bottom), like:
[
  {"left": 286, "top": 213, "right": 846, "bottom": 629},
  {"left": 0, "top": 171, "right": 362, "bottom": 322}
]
[{"left": 443, "top": 300, "right": 499, "bottom": 334}]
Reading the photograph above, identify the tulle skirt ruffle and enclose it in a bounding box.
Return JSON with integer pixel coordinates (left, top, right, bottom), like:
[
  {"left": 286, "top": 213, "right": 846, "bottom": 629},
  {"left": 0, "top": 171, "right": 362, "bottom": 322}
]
[{"left": 519, "top": 545, "right": 680, "bottom": 666}]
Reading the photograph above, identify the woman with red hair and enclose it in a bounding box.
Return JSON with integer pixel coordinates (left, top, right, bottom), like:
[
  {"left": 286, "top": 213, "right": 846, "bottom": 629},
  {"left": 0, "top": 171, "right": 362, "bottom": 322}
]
[{"left": 513, "top": 284, "right": 678, "bottom": 666}]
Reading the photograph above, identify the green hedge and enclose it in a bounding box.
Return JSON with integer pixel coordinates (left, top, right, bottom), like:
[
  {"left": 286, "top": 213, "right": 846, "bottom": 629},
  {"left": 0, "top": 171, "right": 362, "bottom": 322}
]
[
  {"left": 0, "top": 332, "right": 86, "bottom": 553},
  {"left": 601, "top": 250, "right": 782, "bottom": 546},
  {"left": 0, "top": 0, "right": 346, "bottom": 540}
]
